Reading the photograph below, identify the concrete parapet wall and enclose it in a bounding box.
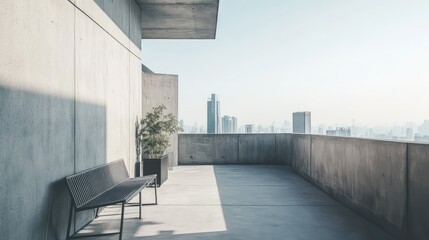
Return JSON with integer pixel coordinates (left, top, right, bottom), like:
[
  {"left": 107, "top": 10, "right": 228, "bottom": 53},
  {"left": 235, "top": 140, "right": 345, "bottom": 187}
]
[
  {"left": 291, "top": 134, "right": 311, "bottom": 178},
  {"left": 275, "top": 134, "right": 293, "bottom": 165},
  {"left": 179, "top": 133, "right": 429, "bottom": 239},
  {"left": 178, "top": 134, "right": 292, "bottom": 165},
  {"left": 291, "top": 134, "right": 429, "bottom": 240},
  {"left": 304, "top": 135, "right": 407, "bottom": 238}
]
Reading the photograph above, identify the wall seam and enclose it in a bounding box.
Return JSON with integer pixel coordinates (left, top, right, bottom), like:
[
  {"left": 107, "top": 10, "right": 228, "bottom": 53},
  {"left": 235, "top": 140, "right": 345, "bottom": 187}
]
[
  {"left": 73, "top": 3, "right": 77, "bottom": 234},
  {"left": 237, "top": 135, "right": 240, "bottom": 164},
  {"left": 405, "top": 143, "right": 409, "bottom": 239},
  {"left": 128, "top": 0, "right": 132, "bottom": 173},
  {"left": 274, "top": 134, "right": 277, "bottom": 164},
  {"left": 310, "top": 135, "right": 312, "bottom": 178}
]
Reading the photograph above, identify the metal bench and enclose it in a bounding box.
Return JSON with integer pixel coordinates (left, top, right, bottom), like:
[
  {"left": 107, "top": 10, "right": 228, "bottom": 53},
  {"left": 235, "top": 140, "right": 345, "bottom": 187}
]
[{"left": 65, "top": 159, "right": 157, "bottom": 240}]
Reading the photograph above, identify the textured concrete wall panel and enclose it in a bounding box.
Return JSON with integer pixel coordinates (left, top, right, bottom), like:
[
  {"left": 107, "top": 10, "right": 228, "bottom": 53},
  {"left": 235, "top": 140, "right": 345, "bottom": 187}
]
[
  {"left": 238, "top": 134, "right": 276, "bottom": 164},
  {"left": 74, "top": 8, "right": 108, "bottom": 172},
  {"left": 0, "top": 0, "right": 141, "bottom": 238},
  {"left": 75, "top": 0, "right": 131, "bottom": 50},
  {"left": 275, "top": 134, "right": 293, "bottom": 165},
  {"left": 0, "top": 0, "right": 75, "bottom": 239},
  {"left": 310, "top": 136, "right": 407, "bottom": 237},
  {"left": 214, "top": 135, "right": 239, "bottom": 164},
  {"left": 105, "top": 33, "right": 130, "bottom": 168},
  {"left": 291, "top": 134, "right": 311, "bottom": 178},
  {"left": 179, "top": 134, "right": 216, "bottom": 164},
  {"left": 179, "top": 134, "right": 287, "bottom": 165},
  {"left": 142, "top": 73, "right": 179, "bottom": 166},
  {"left": 408, "top": 143, "right": 429, "bottom": 240},
  {"left": 129, "top": 55, "right": 143, "bottom": 175}
]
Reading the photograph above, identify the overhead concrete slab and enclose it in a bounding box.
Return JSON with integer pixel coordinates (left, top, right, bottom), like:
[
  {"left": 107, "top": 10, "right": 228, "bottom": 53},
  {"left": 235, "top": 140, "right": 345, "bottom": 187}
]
[{"left": 137, "top": 0, "right": 219, "bottom": 39}]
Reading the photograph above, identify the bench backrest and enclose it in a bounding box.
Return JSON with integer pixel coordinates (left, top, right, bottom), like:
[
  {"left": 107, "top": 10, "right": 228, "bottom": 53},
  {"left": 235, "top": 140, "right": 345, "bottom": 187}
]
[{"left": 65, "top": 159, "right": 129, "bottom": 209}]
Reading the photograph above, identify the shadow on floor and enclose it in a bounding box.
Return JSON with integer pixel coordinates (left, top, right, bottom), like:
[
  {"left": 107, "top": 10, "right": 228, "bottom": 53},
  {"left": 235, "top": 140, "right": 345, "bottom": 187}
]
[{"left": 77, "top": 165, "right": 397, "bottom": 240}]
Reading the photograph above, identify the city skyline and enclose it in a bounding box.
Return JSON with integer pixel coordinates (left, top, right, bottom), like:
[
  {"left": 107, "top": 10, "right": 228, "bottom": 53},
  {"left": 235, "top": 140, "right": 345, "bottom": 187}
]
[
  {"left": 180, "top": 113, "right": 429, "bottom": 142},
  {"left": 185, "top": 92, "right": 429, "bottom": 138}
]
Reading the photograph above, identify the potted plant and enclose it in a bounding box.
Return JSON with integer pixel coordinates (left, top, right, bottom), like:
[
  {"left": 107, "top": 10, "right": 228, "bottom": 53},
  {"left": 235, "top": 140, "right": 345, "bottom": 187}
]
[{"left": 139, "top": 105, "right": 181, "bottom": 185}]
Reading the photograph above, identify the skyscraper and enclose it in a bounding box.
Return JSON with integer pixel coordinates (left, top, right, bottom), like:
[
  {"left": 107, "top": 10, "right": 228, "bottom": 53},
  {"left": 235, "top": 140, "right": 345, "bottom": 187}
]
[
  {"left": 293, "top": 112, "right": 311, "bottom": 134},
  {"left": 222, "top": 116, "right": 232, "bottom": 133},
  {"left": 222, "top": 116, "right": 238, "bottom": 133},
  {"left": 231, "top": 117, "right": 237, "bottom": 133},
  {"left": 207, "top": 94, "right": 221, "bottom": 133}
]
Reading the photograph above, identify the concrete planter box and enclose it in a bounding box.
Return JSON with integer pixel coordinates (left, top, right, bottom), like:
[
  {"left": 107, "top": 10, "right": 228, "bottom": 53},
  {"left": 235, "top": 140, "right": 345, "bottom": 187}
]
[{"left": 143, "top": 155, "right": 168, "bottom": 186}]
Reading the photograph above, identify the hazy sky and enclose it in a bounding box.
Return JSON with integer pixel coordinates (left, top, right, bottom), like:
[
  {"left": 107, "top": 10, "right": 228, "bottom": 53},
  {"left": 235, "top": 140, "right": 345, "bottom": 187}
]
[{"left": 142, "top": 0, "right": 429, "bottom": 127}]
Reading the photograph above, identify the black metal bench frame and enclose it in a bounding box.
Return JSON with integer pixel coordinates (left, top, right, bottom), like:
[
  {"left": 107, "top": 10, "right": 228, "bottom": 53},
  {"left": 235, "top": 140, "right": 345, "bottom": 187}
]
[{"left": 65, "top": 159, "right": 157, "bottom": 240}]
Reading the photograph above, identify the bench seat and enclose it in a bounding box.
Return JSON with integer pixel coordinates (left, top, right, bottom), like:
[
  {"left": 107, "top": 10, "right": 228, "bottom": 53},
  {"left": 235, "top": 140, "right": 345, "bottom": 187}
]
[{"left": 79, "top": 175, "right": 157, "bottom": 210}]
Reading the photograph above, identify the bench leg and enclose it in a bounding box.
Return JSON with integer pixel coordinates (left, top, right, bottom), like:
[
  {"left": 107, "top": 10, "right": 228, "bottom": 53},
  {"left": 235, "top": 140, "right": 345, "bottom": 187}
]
[
  {"left": 95, "top": 207, "right": 99, "bottom": 218},
  {"left": 139, "top": 192, "right": 142, "bottom": 219},
  {"left": 66, "top": 202, "right": 73, "bottom": 240},
  {"left": 119, "top": 202, "right": 125, "bottom": 240},
  {"left": 154, "top": 178, "right": 158, "bottom": 205}
]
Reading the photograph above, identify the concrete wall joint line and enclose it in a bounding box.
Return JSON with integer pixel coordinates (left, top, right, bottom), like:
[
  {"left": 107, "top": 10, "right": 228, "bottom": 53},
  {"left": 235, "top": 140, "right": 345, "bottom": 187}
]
[
  {"left": 73, "top": 1, "right": 76, "bottom": 175},
  {"left": 274, "top": 134, "right": 277, "bottom": 163},
  {"left": 73, "top": 4, "right": 76, "bottom": 235},
  {"left": 405, "top": 143, "right": 409, "bottom": 238},
  {"left": 237, "top": 135, "right": 240, "bottom": 164},
  {"left": 310, "top": 135, "right": 312, "bottom": 178}
]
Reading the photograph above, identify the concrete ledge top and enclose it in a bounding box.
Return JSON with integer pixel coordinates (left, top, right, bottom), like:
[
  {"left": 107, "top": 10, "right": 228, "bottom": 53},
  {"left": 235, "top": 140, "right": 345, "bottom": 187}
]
[{"left": 137, "top": 0, "right": 219, "bottom": 39}]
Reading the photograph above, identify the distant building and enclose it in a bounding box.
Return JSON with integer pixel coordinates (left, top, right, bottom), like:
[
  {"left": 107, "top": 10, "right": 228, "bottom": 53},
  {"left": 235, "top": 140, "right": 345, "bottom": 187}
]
[
  {"left": 245, "top": 124, "right": 254, "bottom": 133},
  {"left": 326, "top": 127, "right": 351, "bottom": 137},
  {"left": 415, "top": 134, "right": 429, "bottom": 143},
  {"left": 318, "top": 126, "right": 325, "bottom": 135},
  {"left": 418, "top": 120, "right": 429, "bottom": 136},
  {"left": 283, "top": 120, "right": 292, "bottom": 133},
  {"left": 293, "top": 112, "right": 311, "bottom": 134},
  {"left": 222, "top": 116, "right": 231, "bottom": 133},
  {"left": 231, "top": 117, "right": 237, "bottom": 133},
  {"left": 221, "top": 115, "right": 238, "bottom": 133},
  {"left": 207, "top": 94, "right": 221, "bottom": 133},
  {"left": 406, "top": 128, "right": 414, "bottom": 141},
  {"left": 179, "top": 119, "right": 184, "bottom": 130}
]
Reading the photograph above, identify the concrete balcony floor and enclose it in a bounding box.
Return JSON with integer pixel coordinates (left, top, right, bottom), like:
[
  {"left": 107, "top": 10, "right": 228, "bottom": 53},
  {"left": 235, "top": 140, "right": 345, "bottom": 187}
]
[{"left": 77, "top": 165, "right": 395, "bottom": 240}]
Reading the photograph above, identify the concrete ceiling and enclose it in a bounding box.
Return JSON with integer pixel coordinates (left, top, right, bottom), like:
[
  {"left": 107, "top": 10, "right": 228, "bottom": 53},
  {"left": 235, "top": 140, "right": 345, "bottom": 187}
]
[{"left": 136, "top": 0, "right": 219, "bottom": 39}]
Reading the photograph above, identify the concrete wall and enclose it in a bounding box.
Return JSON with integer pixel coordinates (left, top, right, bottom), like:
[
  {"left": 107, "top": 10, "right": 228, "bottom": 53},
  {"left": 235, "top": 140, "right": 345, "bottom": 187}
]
[
  {"left": 290, "top": 134, "right": 429, "bottom": 240},
  {"left": 291, "top": 134, "right": 311, "bottom": 178},
  {"left": 0, "top": 0, "right": 142, "bottom": 239},
  {"left": 178, "top": 133, "right": 429, "bottom": 239},
  {"left": 303, "top": 135, "right": 407, "bottom": 238},
  {"left": 178, "top": 134, "right": 293, "bottom": 165},
  {"left": 142, "top": 73, "right": 178, "bottom": 166},
  {"left": 275, "top": 133, "right": 293, "bottom": 165}
]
